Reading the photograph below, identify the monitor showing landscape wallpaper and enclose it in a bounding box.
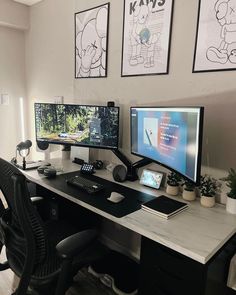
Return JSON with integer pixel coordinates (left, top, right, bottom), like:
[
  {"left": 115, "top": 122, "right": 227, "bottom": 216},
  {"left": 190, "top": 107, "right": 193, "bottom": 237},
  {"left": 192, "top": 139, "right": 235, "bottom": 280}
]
[{"left": 35, "top": 103, "right": 119, "bottom": 149}]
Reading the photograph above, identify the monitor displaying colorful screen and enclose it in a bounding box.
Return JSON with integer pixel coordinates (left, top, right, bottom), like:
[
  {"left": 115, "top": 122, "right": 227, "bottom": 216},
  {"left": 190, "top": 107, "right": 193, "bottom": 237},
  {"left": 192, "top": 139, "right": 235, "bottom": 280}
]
[
  {"left": 35, "top": 103, "right": 119, "bottom": 149},
  {"left": 131, "top": 107, "right": 204, "bottom": 184}
]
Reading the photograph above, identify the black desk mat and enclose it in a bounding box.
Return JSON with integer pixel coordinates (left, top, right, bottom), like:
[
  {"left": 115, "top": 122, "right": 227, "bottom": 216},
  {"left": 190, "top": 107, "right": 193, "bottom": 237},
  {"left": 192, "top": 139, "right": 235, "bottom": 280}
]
[{"left": 42, "top": 171, "right": 156, "bottom": 218}]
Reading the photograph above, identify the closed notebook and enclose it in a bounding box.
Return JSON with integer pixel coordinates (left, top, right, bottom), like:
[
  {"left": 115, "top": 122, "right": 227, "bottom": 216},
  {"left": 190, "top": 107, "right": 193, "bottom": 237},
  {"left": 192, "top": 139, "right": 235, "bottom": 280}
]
[{"left": 141, "top": 195, "right": 188, "bottom": 219}]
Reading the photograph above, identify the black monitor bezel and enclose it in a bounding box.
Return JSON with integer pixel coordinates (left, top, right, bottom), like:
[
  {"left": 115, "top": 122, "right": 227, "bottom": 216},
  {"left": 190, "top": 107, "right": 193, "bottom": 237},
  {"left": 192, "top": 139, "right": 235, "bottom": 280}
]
[
  {"left": 130, "top": 106, "right": 204, "bottom": 185},
  {"left": 35, "top": 103, "right": 120, "bottom": 150}
]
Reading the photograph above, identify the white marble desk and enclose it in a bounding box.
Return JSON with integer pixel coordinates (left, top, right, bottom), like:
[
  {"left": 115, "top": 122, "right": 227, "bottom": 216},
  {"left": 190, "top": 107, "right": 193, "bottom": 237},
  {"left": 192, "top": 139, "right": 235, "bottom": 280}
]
[{"left": 23, "top": 158, "right": 236, "bottom": 265}]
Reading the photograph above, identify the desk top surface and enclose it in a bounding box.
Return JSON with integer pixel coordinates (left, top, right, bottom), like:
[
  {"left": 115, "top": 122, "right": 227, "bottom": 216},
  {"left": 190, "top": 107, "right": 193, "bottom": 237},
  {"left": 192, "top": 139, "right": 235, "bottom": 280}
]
[{"left": 23, "top": 158, "right": 236, "bottom": 264}]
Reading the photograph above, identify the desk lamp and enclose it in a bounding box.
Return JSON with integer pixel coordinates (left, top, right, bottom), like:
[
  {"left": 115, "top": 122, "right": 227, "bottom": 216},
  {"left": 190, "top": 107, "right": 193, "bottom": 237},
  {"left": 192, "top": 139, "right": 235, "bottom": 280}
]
[{"left": 14, "top": 140, "right": 32, "bottom": 170}]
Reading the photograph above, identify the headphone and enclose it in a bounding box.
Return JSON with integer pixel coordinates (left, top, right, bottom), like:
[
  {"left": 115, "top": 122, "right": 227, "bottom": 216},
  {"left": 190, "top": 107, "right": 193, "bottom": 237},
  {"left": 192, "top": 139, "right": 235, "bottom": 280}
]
[
  {"left": 37, "top": 165, "right": 57, "bottom": 178},
  {"left": 93, "top": 160, "right": 104, "bottom": 170}
]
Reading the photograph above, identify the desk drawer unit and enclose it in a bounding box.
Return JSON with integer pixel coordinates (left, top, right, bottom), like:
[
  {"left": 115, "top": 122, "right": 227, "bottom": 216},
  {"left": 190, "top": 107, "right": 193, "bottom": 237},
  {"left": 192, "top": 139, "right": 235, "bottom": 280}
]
[{"left": 138, "top": 236, "right": 236, "bottom": 295}]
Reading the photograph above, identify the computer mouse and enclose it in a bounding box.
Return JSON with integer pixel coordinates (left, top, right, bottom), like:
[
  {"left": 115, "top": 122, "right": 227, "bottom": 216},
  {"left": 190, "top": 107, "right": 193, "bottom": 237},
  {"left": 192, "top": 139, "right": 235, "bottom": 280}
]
[{"left": 107, "top": 192, "right": 125, "bottom": 203}]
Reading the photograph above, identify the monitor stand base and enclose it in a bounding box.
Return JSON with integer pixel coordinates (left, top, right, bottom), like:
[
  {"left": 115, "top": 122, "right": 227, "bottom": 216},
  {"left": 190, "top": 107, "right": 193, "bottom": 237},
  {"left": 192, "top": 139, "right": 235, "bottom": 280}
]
[{"left": 62, "top": 145, "right": 71, "bottom": 160}]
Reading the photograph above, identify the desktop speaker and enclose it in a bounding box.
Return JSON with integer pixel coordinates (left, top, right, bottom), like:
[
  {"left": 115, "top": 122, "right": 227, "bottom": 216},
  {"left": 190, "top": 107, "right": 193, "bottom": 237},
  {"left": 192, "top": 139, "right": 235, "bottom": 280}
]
[
  {"left": 112, "top": 165, "right": 127, "bottom": 182},
  {"left": 37, "top": 141, "right": 49, "bottom": 151}
]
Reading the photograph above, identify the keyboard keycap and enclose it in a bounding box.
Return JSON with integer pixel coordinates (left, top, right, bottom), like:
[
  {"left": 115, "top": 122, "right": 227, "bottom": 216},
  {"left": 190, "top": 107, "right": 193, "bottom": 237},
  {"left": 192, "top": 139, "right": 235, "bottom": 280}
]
[{"left": 66, "top": 175, "right": 104, "bottom": 194}]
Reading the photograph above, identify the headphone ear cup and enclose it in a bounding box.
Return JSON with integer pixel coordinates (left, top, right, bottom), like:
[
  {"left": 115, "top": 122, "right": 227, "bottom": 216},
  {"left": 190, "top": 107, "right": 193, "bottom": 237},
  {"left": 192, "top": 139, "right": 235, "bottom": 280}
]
[
  {"left": 43, "top": 167, "right": 57, "bottom": 178},
  {"left": 37, "top": 165, "right": 49, "bottom": 174},
  {"left": 93, "top": 160, "right": 103, "bottom": 170},
  {"left": 112, "top": 165, "right": 127, "bottom": 182},
  {"left": 37, "top": 163, "right": 51, "bottom": 174}
]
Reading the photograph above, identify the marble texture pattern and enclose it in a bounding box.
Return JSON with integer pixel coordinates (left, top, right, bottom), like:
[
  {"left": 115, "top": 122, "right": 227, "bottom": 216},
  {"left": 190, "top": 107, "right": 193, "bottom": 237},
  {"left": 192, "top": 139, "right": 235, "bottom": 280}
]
[{"left": 23, "top": 159, "right": 236, "bottom": 264}]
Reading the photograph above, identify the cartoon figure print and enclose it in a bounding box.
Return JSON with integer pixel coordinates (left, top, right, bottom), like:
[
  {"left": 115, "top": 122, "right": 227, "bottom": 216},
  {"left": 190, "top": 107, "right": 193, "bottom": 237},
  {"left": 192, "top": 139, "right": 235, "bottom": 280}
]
[
  {"left": 207, "top": 0, "right": 236, "bottom": 64},
  {"left": 130, "top": 2, "right": 160, "bottom": 68},
  {"left": 76, "top": 6, "right": 108, "bottom": 77}
]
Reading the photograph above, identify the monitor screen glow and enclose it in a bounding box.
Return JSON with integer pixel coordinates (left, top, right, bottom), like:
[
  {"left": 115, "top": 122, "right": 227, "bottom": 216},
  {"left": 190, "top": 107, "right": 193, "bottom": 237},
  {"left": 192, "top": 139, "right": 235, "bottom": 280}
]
[
  {"left": 35, "top": 103, "right": 119, "bottom": 149},
  {"left": 131, "top": 107, "right": 204, "bottom": 184}
]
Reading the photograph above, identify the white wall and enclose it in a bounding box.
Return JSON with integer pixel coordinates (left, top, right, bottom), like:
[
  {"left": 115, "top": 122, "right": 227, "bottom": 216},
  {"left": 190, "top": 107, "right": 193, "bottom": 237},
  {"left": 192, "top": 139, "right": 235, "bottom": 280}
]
[
  {"left": 26, "top": 0, "right": 236, "bottom": 189},
  {"left": 0, "top": 0, "right": 29, "bottom": 30},
  {"left": 0, "top": 0, "right": 29, "bottom": 161},
  {"left": 0, "top": 26, "right": 27, "bottom": 160}
]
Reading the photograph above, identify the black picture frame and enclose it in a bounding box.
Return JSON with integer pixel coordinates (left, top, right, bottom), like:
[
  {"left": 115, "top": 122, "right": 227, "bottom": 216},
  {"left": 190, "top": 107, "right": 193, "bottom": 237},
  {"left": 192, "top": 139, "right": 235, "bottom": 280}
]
[
  {"left": 75, "top": 3, "right": 110, "bottom": 78},
  {"left": 193, "top": 0, "right": 236, "bottom": 73},
  {"left": 121, "top": 0, "right": 174, "bottom": 77}
]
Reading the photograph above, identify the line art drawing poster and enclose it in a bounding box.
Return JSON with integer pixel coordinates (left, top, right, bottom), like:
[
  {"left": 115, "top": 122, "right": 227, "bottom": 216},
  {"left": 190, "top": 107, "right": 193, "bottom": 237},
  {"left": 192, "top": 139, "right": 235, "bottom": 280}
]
[
  {"left": 193, "top": 0, "right": 236, "bottom": 72},
  {"left": 121, "top": 0, "right": 174, "bottom": 77},
  {"left": 75, "top": 3, "right": 109, "bottom": 78}
]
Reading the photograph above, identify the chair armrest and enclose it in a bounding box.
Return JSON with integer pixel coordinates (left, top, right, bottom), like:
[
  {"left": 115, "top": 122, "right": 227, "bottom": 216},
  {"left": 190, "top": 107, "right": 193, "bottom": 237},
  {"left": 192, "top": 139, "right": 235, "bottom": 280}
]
[
  {"left": 56, "top": 229, "right": 97, "bottom": 259},
  {"left": 30, "top": 196, "right": 44, "bottom": 204},
  {"left": 0, "top": 261, "right": 9, "bottom": 271}
]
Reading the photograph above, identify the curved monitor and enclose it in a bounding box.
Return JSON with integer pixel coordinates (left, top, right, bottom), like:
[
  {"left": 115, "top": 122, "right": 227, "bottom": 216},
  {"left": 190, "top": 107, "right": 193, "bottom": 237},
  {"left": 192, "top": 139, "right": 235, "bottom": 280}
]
[
  {"left": 35, "top": 103, "right": 119, "bottom": 150},
  {"left": 131, "top": 107, "right": 204, "bottom": 184}
]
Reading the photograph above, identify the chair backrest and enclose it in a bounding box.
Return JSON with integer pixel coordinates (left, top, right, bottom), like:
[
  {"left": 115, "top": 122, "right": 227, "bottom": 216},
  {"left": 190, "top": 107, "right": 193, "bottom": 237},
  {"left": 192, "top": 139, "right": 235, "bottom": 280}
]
[{"left": 0, "top": 158, "right": 47, "bottom": 276}]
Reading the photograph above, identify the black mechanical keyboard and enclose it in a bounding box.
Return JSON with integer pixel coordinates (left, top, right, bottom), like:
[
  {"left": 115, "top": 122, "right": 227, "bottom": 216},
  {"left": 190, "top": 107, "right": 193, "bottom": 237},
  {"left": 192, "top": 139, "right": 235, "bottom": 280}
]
[{"left": 66, "top": 175, "right": 104, "bottom": 194}]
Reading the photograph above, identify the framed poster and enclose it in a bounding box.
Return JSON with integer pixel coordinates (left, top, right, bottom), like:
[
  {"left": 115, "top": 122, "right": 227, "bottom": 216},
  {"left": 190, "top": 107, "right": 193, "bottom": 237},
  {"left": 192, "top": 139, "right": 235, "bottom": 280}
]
[
  {"left": 193, "top": 0, "right": 236, "bottom": 73},
  {"left": 75, "top": 3, "right": 110, "bottom": 78},
  {"left": 121, "top": 0, "right": 174, "bottom": 77}
]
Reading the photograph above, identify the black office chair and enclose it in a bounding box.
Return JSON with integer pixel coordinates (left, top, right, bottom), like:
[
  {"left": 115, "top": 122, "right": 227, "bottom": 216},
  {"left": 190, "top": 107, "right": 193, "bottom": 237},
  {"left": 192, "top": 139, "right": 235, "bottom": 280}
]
[{"left": 0, "top": 158, "right": 98, "bottom": 295}]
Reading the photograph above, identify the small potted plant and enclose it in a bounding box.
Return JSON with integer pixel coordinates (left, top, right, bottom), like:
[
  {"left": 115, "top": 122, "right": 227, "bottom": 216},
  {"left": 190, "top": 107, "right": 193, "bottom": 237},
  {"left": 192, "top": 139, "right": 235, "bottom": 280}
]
[
  {"left": 166, "top": 172, "right": 182, "bottom": 196},
  {"left": 182, "top": 180, "right": 196, "bottom": 201},
  {"left": 200, "top": 175, "right": 221, "bottom": 208},
  {"left": 222, "top": 168, "right": 236, "bottom": 214}
]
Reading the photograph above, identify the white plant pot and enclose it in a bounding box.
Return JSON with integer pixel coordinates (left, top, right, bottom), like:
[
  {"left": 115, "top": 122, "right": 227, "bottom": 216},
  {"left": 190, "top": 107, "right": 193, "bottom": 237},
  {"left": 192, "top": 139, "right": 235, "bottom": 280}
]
[
  {"left": 200, "top": 196, "right": 215, "bottom": 208},
  {"left": 182, "top": 189, "right": 196, "bottom": 201},
  {"left": 226, "top": 196, "right": 236, "bottom": 214},
  {"left": 166, "top": 184, "right": 179, "bottom": 196}
]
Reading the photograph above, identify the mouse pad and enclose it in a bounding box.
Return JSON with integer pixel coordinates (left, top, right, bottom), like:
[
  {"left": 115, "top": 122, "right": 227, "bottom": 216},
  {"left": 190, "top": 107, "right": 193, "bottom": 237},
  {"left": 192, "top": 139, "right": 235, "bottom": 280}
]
[{"left": 42, "top": 171, "right": 155, "bottom": 218}]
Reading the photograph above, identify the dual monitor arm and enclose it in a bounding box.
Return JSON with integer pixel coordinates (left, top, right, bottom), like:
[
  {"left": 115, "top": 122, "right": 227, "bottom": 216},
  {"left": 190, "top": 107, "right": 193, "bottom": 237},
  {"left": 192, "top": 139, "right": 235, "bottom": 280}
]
[{"left": 112, "top": 149, "right": 152, "bottom": 181}]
